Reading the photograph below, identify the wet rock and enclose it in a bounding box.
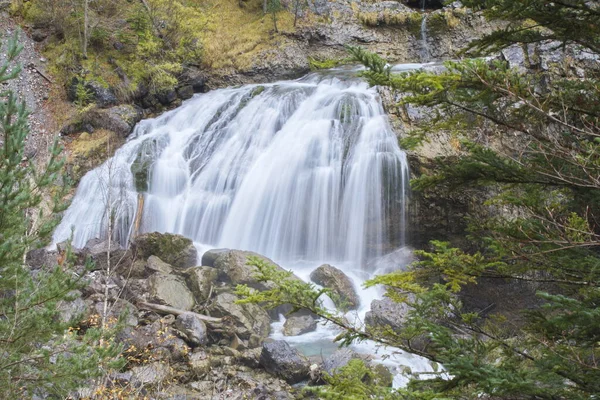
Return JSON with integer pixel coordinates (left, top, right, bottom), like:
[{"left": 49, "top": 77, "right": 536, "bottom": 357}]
[
  {"left": 149, "top": 273, "right": 195, "bottom": 311},
  {"left": 84, "top": 104, "right": 143, "bottom": 137},
  {"left": 260, "top": 340, "right": 310, "bottom": 384},
  {"left": 147, "top": 255, "right": 174, "bottom": 275},
  {"left": 184, "top": 266, "right": 218, "bottom": 302},
  {"left": 113, "top": 41, "right": 124, "bottom": 51},
  {"left": 322, "top": 348, "right": 361, "bottom": 376},
  {"left": 133, "top": 232, "right": 198, "bottom": 269},
  {"left": 201, "top": 248, "right": 230, "bottom": 267},
  {"left": 83, "top": 238, "right": 132, "bottom": 272},
  {"left": 365, "top": 297, "right": 411, "bottom": 331},
  {"left": 131, "top": 362, "right": 171, "bottom": 385},
  {"left": 174, "top": 313, "right": 207, "bottom": 346},
  {"left": 209, "top": 292, "right": 270, "bottom": 341},
  {"left": 310, "top": 264, "right": 359, "bottom": 311},
  {"left": 177, "top": 85, "right": 194, "bottom": 100},
  {"left": 283, "top": 314, "right": 317, "bottom": 336}
]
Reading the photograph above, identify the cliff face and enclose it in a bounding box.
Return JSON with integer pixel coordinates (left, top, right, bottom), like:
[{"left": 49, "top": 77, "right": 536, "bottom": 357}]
[{"left": 202, "top": 1, "right": 498, "bottom": 88}]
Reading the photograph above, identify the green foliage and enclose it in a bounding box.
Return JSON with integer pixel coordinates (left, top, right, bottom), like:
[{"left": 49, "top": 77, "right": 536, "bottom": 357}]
[
  {"left": 266, "top": 0, "right": 283, "bottom": 32},
  {"left": 74, "top": 79, "right": 94, "bottom": 109},
  {"left": 0, "top": 33, "right": 122, "bottom": 398},
  {"left": 309, "top": 359, "right": 394, "bottom": 399},
  {"left": 308, "top": 56, "right": 349, "bottom": 71}
]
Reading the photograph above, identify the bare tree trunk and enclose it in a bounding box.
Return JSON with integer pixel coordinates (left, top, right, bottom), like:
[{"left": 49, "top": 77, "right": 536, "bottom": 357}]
[
  {"left": 82, "top": 0, "right": 89, "bottom": 58},
  {"left": 263, "top": 0, "right": 268, "bottom": 14}
]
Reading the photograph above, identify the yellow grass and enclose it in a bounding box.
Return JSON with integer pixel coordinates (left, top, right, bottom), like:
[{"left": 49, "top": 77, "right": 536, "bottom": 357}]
[{"left": 201, "top": 0, "right": 297, "bottom": 71}]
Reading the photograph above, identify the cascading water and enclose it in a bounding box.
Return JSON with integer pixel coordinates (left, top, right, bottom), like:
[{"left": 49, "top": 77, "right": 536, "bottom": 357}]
[
  {"left": 420, "top": 14, "right": 430, "bottom": 62},
  {"left": 53, "top": 73, "right": 409, "bottom": 266},
  {"left": 53, "top": 70, "right": 441, "bottom": 386}
]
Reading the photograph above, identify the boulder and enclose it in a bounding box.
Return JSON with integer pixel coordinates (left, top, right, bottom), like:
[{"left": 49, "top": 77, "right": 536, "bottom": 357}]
[
  {"left": 209, "top": 292, "right": 270, "bottom": 341},
  {"left": 132, "top": 232, "right": 198, "bottom": 269},
  {"left": 174, "top": 313, "right": 208, "bottom": 346},
  {"left": 309, "top": 264, "right": 360, "bottom": 311},
  {"left": 148, "top": 273, "right": 195, "bottom": 311},
  {"left": 213, "top": 249, "right": 292, "bottom": 291},
  {"left": 260, "top": 340, "right": 310, "bottom": 384},
  {"left": 364, "top": 297, "right": 411, "bottom": 331},
  {"left": 84, "top": 104, "right": 143, "bottom": 137},
  {"left": 283, "top": 314, "right": 317, "bottom": 336},
  {"left": 201, "top": 248, "right": 230, "bottom": 268},
  {"left": 184, "top": 266, "right": 218, "bottom": 302},
  {"left": 321, "top": 348, "right": 361, "bottom": 376},
  {"left": 83, "top": 238, "right": 132, "bottom": 272}
]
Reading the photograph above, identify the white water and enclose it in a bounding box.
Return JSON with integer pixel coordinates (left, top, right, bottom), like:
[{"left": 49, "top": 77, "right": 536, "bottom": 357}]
[
  {"left": 54, "top": 73, "right": 409, "bottom": 264},
  {"left": 53, "top": 70, "right": 441, "bottom": 386},
  {"left": 420, "top": 15, "right": 430, "bottom": 63}
]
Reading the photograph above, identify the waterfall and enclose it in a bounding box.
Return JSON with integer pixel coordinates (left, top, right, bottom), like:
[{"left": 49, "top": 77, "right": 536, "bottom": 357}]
[
  {"left": 420, "top": 14, "right": 430, "bottom": 62},
  {"left": 53, "top": 73, "right": 410, "bottom": 267}
]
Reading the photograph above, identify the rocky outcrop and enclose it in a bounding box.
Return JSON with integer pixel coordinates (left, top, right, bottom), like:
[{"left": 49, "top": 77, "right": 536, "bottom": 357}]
[
  {"left": 132, "top": 232, "right": 198, "bottom": 269},
  {"left": 310, "top": 264, "right": 360, "bottom": 311},
  {"left": 260, "top": 340, "right": 310, "bottom": 384}
]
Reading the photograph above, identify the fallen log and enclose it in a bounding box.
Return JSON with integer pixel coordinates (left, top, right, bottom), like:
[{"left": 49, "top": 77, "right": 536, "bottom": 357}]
[{"left": 138, "top": 301, "right": 223, "bottom": 329}]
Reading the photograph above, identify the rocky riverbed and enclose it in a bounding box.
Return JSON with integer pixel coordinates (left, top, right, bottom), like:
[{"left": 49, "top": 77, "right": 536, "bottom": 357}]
[{"left": 30, "top": 232, "right": 409, "bottom": 398}]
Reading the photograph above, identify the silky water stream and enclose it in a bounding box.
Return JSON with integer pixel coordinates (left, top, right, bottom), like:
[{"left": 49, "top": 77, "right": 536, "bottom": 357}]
[{"left": 53, "top": 69, "right": 443, "bottom": 387}]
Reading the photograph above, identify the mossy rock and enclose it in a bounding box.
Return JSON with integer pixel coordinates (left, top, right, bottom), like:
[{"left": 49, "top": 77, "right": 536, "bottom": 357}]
[{"left": 132, "top": 232, "right": 198, "bottom": 269}]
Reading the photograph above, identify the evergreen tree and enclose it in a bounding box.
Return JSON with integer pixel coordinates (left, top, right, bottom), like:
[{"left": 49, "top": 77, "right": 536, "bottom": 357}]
[
  {"left": 239, "top": 1, "right": 600, "bottom": 398},
  {"left": 0, "top": 33, "right": 121, "bottom": 398}
]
